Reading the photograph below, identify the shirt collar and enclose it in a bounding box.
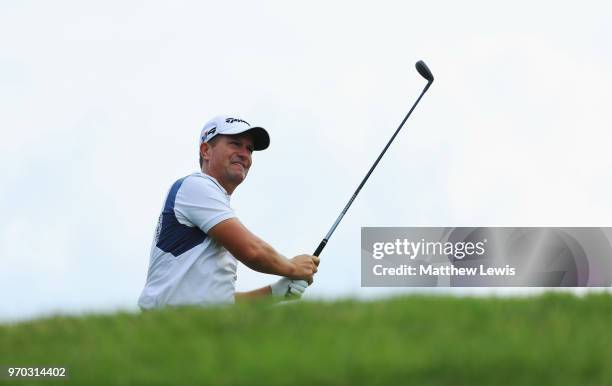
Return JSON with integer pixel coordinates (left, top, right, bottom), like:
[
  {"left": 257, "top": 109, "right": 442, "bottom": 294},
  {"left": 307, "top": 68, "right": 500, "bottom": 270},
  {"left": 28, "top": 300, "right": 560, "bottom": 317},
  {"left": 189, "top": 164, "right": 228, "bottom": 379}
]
[{"left": 197, "top": 172, "right": 229, "bottom": 196}]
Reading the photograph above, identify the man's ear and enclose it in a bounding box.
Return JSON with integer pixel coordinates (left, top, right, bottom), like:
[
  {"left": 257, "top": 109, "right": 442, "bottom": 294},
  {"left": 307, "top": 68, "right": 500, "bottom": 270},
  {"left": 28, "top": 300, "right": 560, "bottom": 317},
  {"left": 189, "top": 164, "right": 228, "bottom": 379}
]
[{"left": 200, "top": 142, "right": 211, "bottom": 162}]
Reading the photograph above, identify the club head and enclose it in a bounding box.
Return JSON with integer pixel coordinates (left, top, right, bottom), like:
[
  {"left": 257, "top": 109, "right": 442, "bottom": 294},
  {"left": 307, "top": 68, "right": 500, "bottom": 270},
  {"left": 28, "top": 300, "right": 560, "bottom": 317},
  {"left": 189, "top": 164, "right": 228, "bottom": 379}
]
[{"left": 415, "top": 60, "right": 434, "bottom": 83}]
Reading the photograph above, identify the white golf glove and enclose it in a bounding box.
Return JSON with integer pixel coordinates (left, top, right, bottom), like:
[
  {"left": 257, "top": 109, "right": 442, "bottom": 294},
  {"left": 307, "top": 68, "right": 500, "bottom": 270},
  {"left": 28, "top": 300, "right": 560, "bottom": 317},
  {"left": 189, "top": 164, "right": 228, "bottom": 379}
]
[{"left": 270, "top": 278, "right": 308, "bottom": 299}]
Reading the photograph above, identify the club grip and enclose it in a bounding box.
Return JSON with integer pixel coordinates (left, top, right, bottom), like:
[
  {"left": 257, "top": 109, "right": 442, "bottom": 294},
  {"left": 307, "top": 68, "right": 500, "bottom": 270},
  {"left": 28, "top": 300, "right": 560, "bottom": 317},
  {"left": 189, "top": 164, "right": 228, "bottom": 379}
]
[
  {"left": 313, "top": 239, "right": 327, "bottom": 257},
  {"left": 283, "top": 240, "right": 327, "bottom": 299}
]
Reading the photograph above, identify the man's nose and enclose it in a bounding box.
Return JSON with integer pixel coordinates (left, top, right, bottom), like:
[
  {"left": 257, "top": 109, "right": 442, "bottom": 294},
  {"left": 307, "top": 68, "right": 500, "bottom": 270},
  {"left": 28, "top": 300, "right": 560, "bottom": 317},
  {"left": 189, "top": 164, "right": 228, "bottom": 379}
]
[{"left": 237, "top": 146, "right": 251, "bottom": 161}]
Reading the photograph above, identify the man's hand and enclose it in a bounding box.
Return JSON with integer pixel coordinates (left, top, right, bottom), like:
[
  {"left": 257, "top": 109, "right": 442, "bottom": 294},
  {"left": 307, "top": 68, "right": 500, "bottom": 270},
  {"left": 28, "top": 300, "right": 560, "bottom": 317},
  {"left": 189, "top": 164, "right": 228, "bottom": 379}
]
[
  {"left": 270, "top": 278, "right": 308, "bottom": 300},
  {"left": 288, "top": 254, "right": 320, "bottom": 283}
]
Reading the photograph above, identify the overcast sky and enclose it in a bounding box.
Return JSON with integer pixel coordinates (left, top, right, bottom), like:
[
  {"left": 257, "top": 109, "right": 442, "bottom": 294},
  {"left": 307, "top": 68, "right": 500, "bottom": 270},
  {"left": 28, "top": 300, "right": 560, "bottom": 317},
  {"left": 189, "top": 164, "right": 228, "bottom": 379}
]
[{"left": 1, "top": 1, "right": 611, "bottom": 322}]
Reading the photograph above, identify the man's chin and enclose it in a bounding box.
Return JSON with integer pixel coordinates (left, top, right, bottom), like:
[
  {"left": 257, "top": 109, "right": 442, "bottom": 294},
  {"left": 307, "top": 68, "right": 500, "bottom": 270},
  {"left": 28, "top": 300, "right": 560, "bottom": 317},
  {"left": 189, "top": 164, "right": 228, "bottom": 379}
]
[{"left": 229, "top": 172, "right": 248, "bottom": 185}]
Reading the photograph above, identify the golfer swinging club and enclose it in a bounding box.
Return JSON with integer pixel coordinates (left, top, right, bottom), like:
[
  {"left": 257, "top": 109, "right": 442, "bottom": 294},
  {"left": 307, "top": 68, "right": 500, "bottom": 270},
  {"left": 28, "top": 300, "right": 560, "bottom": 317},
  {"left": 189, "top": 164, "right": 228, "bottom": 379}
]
[{"left": 138, "top": 116, "right": 319, "bottom": 309}]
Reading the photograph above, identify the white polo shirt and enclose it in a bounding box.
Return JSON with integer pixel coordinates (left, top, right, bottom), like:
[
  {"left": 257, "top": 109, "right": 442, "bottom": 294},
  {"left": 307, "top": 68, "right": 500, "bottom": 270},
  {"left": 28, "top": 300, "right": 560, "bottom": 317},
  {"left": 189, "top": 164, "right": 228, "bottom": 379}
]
[{"left": 138, "top": 172, "right": 237, "bottom": 309}]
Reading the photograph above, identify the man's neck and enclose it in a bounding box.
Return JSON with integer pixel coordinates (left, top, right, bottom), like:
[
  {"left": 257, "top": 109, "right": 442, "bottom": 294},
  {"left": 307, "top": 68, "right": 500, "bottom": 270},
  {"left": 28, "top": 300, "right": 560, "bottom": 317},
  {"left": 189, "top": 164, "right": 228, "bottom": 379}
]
[{"left": 200, "top": 169, "right": 236, "bottom": 195}]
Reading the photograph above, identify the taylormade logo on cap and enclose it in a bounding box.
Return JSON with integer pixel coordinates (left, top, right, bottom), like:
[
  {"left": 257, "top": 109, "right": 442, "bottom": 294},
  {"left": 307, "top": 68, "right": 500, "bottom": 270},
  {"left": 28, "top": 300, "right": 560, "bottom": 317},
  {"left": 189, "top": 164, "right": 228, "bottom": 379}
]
[
  {"left": 225, "top": 117, "right": 249, "bottom": 125},
  {"left": 201, "top": 127, "right": 217, "bottom": 141},
  {"left": 199, "top": 115, "right": 271, "bottom": 151},
  {"left": 200, "top": 116, "right": 251, "bottom": 143}
]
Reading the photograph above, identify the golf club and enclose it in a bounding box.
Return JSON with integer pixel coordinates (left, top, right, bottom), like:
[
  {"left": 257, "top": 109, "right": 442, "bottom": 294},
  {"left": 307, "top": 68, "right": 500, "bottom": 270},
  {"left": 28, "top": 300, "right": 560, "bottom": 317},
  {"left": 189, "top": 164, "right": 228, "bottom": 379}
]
[
  {"left": 286, "top": 60, "right": 434, "bottom": 297},
  {"left": 313, "top": 60, "right": 434, "bottom": 257}
]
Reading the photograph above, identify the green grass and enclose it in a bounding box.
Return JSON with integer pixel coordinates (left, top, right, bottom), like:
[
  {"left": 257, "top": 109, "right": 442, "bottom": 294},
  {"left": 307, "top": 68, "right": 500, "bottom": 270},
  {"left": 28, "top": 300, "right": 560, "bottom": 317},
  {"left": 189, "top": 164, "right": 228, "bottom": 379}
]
[{"left": 2, "top": 293, "right": 612, "bottom": 385}]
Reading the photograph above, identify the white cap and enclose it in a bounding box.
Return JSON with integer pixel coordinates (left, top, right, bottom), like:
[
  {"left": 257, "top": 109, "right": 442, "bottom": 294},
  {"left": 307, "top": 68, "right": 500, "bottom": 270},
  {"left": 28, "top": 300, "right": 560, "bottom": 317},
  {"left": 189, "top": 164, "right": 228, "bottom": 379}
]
[{"left": 200, "top": 115, "right": 270, "bottom": 151}]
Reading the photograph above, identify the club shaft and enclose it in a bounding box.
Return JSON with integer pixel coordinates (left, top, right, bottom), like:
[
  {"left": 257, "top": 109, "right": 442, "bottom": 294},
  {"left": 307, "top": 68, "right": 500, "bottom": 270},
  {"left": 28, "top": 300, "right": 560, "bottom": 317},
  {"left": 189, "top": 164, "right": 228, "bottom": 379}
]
[{"left": 313, "top": 81, "right": 432, "bottom": 257}]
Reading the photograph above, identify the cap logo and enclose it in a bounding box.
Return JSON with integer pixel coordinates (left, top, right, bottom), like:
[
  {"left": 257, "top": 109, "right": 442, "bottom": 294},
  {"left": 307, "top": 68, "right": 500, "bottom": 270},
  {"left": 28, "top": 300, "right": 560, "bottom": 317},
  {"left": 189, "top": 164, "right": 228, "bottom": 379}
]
[
  {"left": 225, "top": 117, "right": 250, "bottom": 126},
  {"left": 202, "top": 127, "right": 216, "bottom": 142}
]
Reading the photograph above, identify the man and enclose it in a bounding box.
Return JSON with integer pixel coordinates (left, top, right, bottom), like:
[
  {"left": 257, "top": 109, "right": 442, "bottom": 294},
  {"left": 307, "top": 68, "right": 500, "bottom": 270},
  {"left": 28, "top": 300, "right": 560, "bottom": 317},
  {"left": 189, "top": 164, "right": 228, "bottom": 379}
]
[{"left": 138, "top": 116, "right": 318, "bottom": 309}]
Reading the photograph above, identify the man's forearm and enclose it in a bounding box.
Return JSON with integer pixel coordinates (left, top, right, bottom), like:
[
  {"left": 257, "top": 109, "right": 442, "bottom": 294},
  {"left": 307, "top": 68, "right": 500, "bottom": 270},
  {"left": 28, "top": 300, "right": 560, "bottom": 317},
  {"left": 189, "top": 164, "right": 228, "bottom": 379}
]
[
  {"left": 207, "top": 218, "right": 314, "bottom": 280},
  {"left": 240, "top": 240, "right": 295, "bottom": 277},
  {"left": 235, "top": 285, "right": 272, "bottom": 302}
]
